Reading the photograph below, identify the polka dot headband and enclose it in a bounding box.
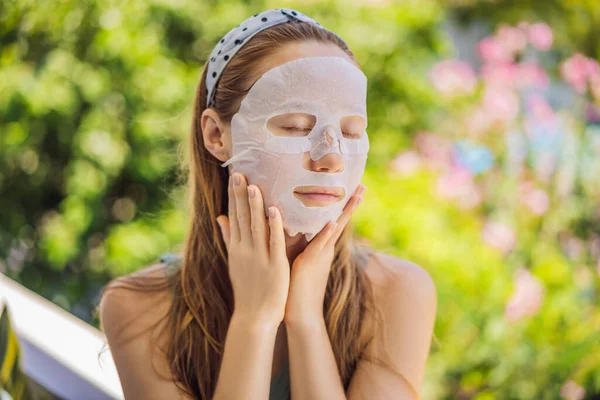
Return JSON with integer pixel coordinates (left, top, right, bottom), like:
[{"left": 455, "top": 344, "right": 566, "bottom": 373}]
[{"left": 205, "top": 8, "right": 327, "bottom": 108}]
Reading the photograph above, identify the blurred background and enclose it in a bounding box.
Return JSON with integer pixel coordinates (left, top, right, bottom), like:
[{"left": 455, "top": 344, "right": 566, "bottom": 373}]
[{"left": 1, "top": 0, "right": 599, "bottom": 399}]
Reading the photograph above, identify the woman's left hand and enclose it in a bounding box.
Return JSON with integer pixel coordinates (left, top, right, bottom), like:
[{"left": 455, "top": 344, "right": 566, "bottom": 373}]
[{"left": 284, "top": 183, "right": 366, "bottom": 326}]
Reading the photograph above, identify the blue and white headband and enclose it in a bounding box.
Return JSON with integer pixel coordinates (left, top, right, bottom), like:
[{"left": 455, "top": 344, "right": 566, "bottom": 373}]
[{"left": 205, "top": 8, "right": 328, "bottom": 108}]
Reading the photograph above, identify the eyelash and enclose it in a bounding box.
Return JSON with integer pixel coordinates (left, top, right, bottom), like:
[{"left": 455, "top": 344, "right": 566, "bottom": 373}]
[
  {"left": 283, "top": 126, "right": 311, "bottom": 132},
  {"left": 283, "top": 126, "right": 360, "bottom": 138}
]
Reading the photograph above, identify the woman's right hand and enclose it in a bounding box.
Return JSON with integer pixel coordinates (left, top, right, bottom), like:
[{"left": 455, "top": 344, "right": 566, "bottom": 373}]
[{"left": 216, "top": 172, "right": 290, "bottom": 326}]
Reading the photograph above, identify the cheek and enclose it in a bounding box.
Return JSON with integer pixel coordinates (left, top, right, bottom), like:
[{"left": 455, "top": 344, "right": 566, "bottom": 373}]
[{"left": 301, "top": 151, "right": 310, "bottom": 170}]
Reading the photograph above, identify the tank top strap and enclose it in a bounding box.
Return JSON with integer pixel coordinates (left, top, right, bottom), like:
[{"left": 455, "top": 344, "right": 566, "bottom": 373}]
[
  {"left": 159, "top": 253, "right": 183, "bottom": 278},
  {"left": 269, "top": 359, "right": 291, "bottom": 400}
]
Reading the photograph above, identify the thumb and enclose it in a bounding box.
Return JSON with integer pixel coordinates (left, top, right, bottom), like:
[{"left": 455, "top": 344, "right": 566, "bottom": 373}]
[{"left": 216, "top": 216, "right": 230, "bottom": 251}]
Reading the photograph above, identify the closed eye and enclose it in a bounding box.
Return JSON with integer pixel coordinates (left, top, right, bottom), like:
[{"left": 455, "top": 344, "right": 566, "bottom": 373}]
[
  {"left": 343, "top": 131, "right": 362, "bottom": 139},
  {"left": 283, "top": 126, "right": 312, "bottom": 132},
  {"left": 340, "top": 115, "right": 366, "bottom": 139},
  {"left": 283, "top": 126, "right": 361, "bottom": 138},
  {"left": 267, "top": 113, "right": 316, "bottom": 137}
]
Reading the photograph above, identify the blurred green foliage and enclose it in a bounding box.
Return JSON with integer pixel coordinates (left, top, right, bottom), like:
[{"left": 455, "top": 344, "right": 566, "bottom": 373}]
[
  {"left": 1, "top": 0, "right": 599, "bottom": 398},
  {"left": 0, "top": 0, "right": 448, "bottom": 320}
]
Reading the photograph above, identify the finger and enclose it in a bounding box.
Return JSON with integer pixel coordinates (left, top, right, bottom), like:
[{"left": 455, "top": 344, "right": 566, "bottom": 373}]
[
  {"left": 267, "top": 206, "right": 287, "bottom": 261},
  {"left": 328, "top": 194, "right": 361, "bottom": 245},
  {"left": 216, "top": 216, "right": 230, "bottom": 252},
  {"left": 248, "top": 184, "right": 269, "bottom": 254},
  {"left": 327, "top": 185, "right": 365, "bottom": 247},
  {"left": 307, "top": 220, "right": 337, "bottom": 252},
  {"left": 233, "top": 173, "right": 253, "bottom": 243},
  {"left": 228, "top": 174, "right": 240, "bottom": 243}
]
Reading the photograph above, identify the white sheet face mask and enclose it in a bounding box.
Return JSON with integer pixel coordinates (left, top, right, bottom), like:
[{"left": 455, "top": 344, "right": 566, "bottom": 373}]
[{"left": 221, "top": 56, "right": 369, "bottom": 242}]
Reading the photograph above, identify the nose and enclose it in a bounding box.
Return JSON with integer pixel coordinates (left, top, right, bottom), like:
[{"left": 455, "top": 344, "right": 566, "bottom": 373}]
[
  {"left": 302, "top": 131, "right": 344, "bottom": 173},
  {"left": 326, "top": 130, "right": 334, "bottom": 146}
]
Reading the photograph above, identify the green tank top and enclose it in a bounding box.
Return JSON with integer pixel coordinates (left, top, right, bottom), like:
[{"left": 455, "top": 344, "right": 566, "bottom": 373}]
[{"left": 159, "top": 253, "right": 291, "bottom": 400}]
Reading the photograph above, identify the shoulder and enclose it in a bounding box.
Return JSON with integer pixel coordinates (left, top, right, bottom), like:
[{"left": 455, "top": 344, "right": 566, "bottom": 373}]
[
  {"left": 99, "top": 263, "right": 172, "bottom": 328},
  {"left": 358, "top": 250, "right": 437, "bottom": 395},
  {"left": 99, "top": 262, "right": 173, "bottom": 343},
  {"left": 364, "top": 251, "right": 437, "bottom": 309},
  {"left": 99, "top": 263, "right": 192, "bottom": 398}
]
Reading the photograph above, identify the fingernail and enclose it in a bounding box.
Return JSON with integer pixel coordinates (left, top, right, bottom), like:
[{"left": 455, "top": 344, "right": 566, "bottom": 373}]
[
  {"left": 357, "top": 196, "right": 363, "bottom": 205},
  {"left": 360, "top": 184, "right": 366, "bottom": 195},
  {"left": 234, "top": 174, "right": 241, "bottom": 186},
  {"left": 248, "top": 186, "right": 255, "bottom": 199},
  {"left": 269, "top": 207, "right": 275, "bottom": 218}
]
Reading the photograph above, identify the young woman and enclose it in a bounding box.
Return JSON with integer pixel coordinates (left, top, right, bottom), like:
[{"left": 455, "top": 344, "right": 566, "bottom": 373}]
[{"left": 98, "top": 8, "right": 437, "bottom": 400}]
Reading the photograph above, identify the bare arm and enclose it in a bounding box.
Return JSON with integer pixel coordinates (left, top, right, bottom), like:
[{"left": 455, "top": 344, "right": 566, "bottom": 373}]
[
  {"left": 212, "top": 172, "right": 292, "bottom": 399},
  {"left": 285, "top": 255, "right": 437, "bottom": 400},
  {"left": 100, "top": 278, "right": 282, "bottom": 400},
  {"left": 213, "top": 314, "right": 279, "bottom": 399},
  {"left": 287, "top": 317, "right": 346, "bottom": 400},
  {"left": 101, "top": 171, "right": 292, "bottom": 399}
]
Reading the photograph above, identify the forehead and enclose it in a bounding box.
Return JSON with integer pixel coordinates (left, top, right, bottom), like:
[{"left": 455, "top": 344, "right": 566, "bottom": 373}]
[
  {"left": 242, "top": 55, "right": 367, "bottom": 117},
  {"left": 261, "top": 41, "right": 358, "bottom": 71}
]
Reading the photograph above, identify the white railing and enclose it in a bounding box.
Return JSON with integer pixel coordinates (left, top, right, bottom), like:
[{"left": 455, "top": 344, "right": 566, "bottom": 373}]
[{"left": 0, "top": 273, "right": 124, "bottom": 400}]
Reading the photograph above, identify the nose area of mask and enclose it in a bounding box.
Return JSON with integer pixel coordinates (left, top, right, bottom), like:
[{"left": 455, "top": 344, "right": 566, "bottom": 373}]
[{"left": 309, "top": 127, "right": 341, "bottom": 160}]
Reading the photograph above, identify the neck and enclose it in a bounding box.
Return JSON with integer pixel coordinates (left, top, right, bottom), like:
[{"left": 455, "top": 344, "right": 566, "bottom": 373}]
[{"left": 284, "top": 230, "right": 309, "bottom": 266}]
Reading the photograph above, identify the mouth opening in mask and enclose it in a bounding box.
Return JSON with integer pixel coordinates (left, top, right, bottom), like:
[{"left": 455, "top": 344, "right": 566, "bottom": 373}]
[{"left": 293, "top": 185, "right": 345, "bottom": 207}]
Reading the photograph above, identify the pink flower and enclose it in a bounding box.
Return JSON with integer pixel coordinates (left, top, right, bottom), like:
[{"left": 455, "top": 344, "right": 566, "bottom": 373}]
[
  {"left": 565, "top": 237, "right": 584, "bottom": 261},
  {"left": 518, "top": 61, "right": 550, "bottom": 89},
  {"left": 477, "top": 37, "right": 513, "bottom": 63},
  {"left": 457, "top": 185, "right": 483, "bottom": 209},
  {"left": 584, "top": 103, "right": 600, "bottom": 124},
  {"left": 435, "top": 164, "right": 483, "bottom": 209},
  {"left": 574, "top": 266, "right": 593, "bottom": 289},
  {"left": 414, "top": 131, "right": 453, "bottom": 171},
  {"left": 481, "top": 62, "right": 519, "bottom": 88},
  {"left": 591, "top": 74, "right": 600, "bottom": 101},
  {"left": 496, "top": 25, "right": 528, "bottom": 56},
  {"left": 560, "top": 380, "right": 585, "bottom": 400},
  {"left": 389, "top": 150, "right": 421, "bottom": 176},
  {"left": 483, "top": 86, "right": 520, "bottom": 122},
  {"left": 430, "top": 60, "right": 478, "bottom": 98},
  {"left": 482, "top": 221, "right": 517, "bottom": 254},
  {"left": 585, "top": 57, "right": 600, "bottom": 77},
  {"left": 517, "top": 21, "right": 531, "bottom": 32},
  {"left": 528, "top": 23, "right": 554, "bottom": 50},
  {"left": 436, "top": 165, "right": 474, "bottom": 199},
  {"left": 533, "top": 150, "right": 558, "bottom": 184},
  {"left": 519, "top": 181, "right": 550, "bottom": 216},
  {"left": 504, "top": 267, "right": 545, "bottom": 322},
  {"left": 465, "top": 106, "right": 495, "bottom": 136},
  {"left": 526, "top": 94, "right": 554, "bottom": 122},
  {"left": 584, "top": 103, "right": 600, "bottom": 123},
  {"left": 589, "top": 235, "right": 600, "bottom": 259},
  {"left": 560, "top": 53, "right": 598, "bottom": 94}
]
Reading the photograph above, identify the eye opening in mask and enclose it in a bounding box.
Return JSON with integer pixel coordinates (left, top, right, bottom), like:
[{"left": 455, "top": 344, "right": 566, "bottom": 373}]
[
  {"left": 266, "top": 112, "right": 366, "bottom": 139},
  {"left": 267, "top": 113, "right": 317, "bottom": 137},
  {"left": 340, "top": 115, "right": 366, "bottom": 139}
]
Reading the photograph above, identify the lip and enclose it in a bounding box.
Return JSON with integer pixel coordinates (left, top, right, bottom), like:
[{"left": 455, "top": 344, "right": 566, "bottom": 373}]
[
  {"left": 293, "top": 186, "right": 344, "bottom": 205},
  {"left": 293, "top": 186, "right": 344, "bottom": 196}
]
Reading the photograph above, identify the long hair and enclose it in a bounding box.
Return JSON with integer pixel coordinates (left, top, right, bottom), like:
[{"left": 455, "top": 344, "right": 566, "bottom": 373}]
[{"left": 97, "top": 20, "right": 393, "bottom": 399}]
